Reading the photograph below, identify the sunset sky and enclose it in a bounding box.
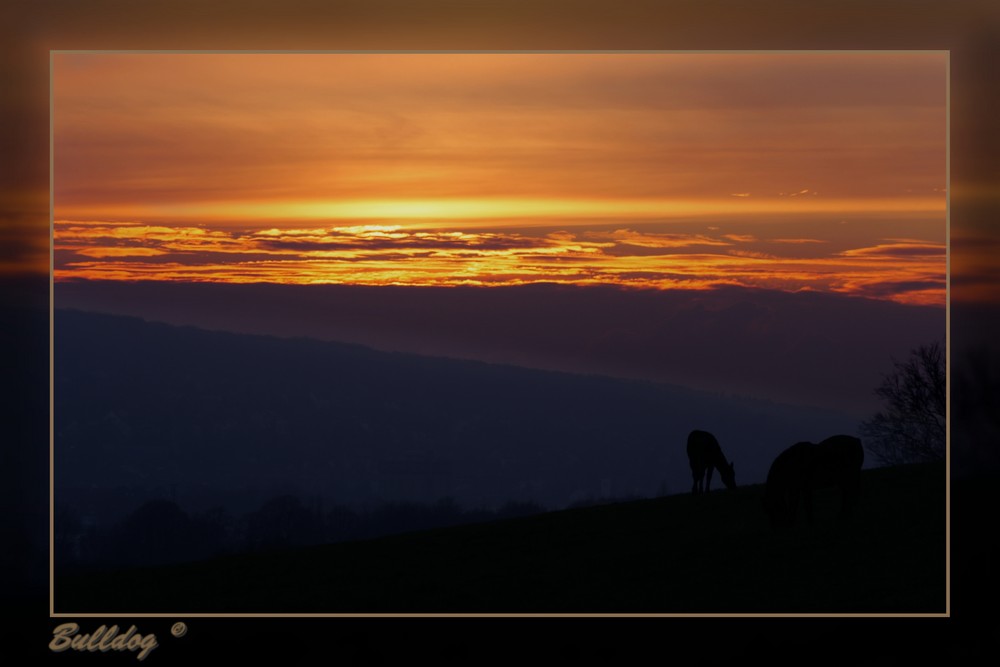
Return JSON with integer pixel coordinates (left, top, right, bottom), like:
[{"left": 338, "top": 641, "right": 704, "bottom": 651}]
[{"left": 53, "top": 52, "right": 947, "bottom": 305}]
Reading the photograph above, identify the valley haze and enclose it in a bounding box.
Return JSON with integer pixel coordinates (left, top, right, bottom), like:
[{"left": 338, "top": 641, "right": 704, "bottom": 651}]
[
  {"left": 57, "top": 280, "right": 945, "bottom": 417},
  {"left": 54, "top": 280, "right": 942, "bottom": 535},
  {"left": 55, "top": 305, "right": 862, "bottom": 533}
]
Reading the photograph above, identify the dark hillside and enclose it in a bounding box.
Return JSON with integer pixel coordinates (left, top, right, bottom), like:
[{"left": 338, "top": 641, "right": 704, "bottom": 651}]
[
  {"left": 55, "top": 309, "right": 856, "bottom": 521},
  {"left": 57, "top": 462, "right": 945, "bottom": 614}
]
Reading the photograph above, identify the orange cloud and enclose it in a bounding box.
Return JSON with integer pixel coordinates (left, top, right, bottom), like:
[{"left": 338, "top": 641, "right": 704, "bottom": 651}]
[
  {"left": 770, "top": 238, "right": 829, "bottom": 244},
  {"left": 838, "top": 241, "right": 946, "bottom": 259},
  {"left": 74, "top": 247, "right": 168, "bottom": 258},
  {"left": 584, "top": 229, "right": 731, "bottom": 249},
  {"left": 54, "top": 220, "right": 946, "bottom": 306}
]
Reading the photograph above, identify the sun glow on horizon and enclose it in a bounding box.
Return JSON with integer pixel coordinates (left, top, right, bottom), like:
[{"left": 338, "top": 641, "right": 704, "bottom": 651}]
[
  {"left": 52, "top": 52, "right": 946, "bottom": 306},
  {"left": 57, "top": 195, "right": 946, "bottom": 229}
]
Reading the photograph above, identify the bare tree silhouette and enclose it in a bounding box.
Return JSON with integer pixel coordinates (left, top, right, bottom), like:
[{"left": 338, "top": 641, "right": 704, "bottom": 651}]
[{"left": 860, "top": 341, "right": 945, "bottom": 466}]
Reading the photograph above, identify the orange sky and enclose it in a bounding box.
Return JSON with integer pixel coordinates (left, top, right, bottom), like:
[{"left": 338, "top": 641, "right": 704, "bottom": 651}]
[{"left": 53, "top": 52, "right": 947, "bottom": 305}]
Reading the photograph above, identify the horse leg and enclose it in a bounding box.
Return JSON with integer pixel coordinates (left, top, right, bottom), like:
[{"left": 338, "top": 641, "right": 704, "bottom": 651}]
[
  {"left": 692, "top": 468, "right": 701, "bottom": 494},
  {"left": 705, "top": 467, "right": 714, "bottom": 493}
]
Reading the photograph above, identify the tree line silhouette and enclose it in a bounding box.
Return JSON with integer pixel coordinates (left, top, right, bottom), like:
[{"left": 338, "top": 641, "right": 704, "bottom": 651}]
[{"left": 55, "top": 495, "right": 549, "bottom": 572}]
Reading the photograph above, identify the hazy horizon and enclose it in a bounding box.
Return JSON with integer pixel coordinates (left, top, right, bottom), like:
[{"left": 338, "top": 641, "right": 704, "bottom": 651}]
[{"left": 55, "top": 279, "right": 944, "bottom": 418}]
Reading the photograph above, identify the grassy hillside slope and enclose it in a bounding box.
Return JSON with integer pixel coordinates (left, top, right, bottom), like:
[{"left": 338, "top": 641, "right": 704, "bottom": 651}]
[{"left": 57, "top": 462, "right": 945, "bottom": 614}]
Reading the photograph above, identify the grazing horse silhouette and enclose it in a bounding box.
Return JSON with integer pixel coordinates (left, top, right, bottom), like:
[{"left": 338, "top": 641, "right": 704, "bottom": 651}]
[
  {"left": 762, "top": 435, "right": 864, "bottom": 528},
  {"left": 686, "top": 430, "right": 736, "bottom": 494}
]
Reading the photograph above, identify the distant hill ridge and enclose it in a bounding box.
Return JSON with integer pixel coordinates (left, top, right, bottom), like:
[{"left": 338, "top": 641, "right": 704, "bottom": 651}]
[
  {"left": 55, "top": 308, "right": 857, "bottom": 520},
  {"left": 55, "top": 280, "right": 946, "bottom": 415}
]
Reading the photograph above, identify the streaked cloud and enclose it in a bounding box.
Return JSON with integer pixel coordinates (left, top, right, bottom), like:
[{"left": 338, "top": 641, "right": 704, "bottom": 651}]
[
  {"left": 770, "top": 238, "right": 829, "bottom": 244},
  {"left": 727, "top": 249, "right": 778, "bottom": 260},
  {"left": 584, "top": 229, "right": 731, "bottom": 249},
  {"left": 75, "top": 247, "right": 169, "bottom": 258},
  {"left": 838, "top": 241, "right": 946, "bottom": 259},
  {"left": 54, "top": 220, "right": 946, "bottom": 305}
]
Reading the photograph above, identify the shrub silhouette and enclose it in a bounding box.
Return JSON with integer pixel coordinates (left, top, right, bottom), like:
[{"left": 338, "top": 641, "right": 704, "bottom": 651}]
[
  {"left": 104, "top": 499, "right": 223, "bottom": 566},
  {"left": 245, "top": 494, "right": 322, "bottom": 550}
]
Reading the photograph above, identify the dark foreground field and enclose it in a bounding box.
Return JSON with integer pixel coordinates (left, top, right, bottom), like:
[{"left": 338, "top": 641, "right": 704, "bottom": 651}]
[{"left": 56, "top": 462, "right": 946, "bottom": 614}]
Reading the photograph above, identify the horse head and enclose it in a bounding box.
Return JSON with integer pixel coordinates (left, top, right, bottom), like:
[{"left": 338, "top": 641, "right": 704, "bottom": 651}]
[{"left": 720, "top": 460, "right": 736, "bottom": 490}]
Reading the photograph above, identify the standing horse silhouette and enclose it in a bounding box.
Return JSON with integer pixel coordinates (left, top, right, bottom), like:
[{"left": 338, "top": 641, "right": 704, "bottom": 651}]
[
  {"left": 686, "top": 430, "right": 736, "bottom": 494},
  {"left": 762, "top": 435, "right": 864, "bottom": 528}
]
